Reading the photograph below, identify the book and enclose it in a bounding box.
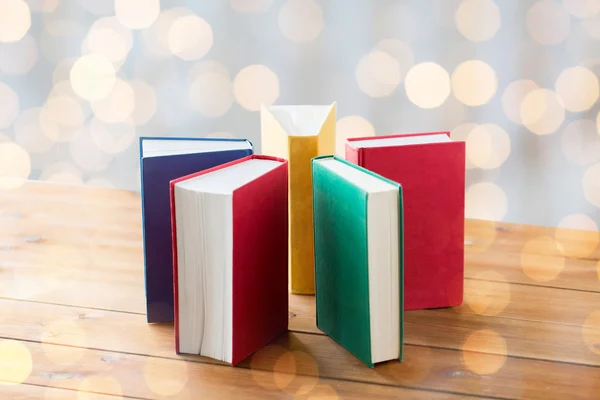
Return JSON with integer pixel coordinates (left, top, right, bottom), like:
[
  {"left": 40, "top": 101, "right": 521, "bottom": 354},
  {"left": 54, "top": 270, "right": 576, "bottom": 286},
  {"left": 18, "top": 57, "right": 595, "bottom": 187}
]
[
  {"left": 260, "top": 103, "right": 336, "bottom": 294},
  {"left": 345, "top": 132, "right": 465, "bottom": 310},
  {"left": 170, "top": 155, "right": 289, "bottom": 365},
  {"left": 139, "top": 137, "right": 253, "bottom": 323},
  {"left": 312, "top": 155, "right": 404, "bottom": 368}
]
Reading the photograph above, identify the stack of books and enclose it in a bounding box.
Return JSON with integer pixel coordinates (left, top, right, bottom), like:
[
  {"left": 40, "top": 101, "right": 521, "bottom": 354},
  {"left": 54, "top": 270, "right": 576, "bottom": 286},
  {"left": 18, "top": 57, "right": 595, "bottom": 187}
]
[{"left": 139, "top": 103, "right": 466, "bottom": 368}]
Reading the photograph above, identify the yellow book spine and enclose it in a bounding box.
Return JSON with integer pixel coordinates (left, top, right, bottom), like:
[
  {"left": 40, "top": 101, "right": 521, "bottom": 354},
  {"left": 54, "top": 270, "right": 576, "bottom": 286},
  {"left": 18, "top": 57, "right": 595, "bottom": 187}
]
[
  {"left": 288, "top": 136, "right": 319, "bottom": 293},
  {"left": 260, "top": 103, "right": 336, "bottom": 294}
]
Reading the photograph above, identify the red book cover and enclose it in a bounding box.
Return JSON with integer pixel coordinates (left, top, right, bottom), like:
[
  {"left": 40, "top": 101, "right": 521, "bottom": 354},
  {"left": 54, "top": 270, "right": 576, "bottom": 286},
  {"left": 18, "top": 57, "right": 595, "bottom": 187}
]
[
  {"left": 345, "top": 132, "right": 465, "bottom": 310},
  {"left": 169, "top": 155, "right": 289, "bottom": 365}
]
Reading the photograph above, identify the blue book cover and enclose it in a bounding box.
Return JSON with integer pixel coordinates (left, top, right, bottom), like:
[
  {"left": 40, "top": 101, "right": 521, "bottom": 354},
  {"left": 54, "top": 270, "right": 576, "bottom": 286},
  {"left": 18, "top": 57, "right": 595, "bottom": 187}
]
[{"left": 139, "top": 137, "right": 254, "bottom": 323}]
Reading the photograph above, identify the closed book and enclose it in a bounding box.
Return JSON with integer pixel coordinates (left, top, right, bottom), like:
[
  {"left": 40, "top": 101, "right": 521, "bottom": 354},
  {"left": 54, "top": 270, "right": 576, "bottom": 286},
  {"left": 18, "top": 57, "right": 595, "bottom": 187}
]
[
  {"left": 260, "top": 103, "right": 336, "bottom": 294},
  {"left": 312, "top": 155, "right": 404, "bottom": 368},
  {"left": 139, "top": 137, "right": 253, "bottom": 323},
  {"left": 170, "top": 155, "right": 289, "bottom": 366},
  {"left": 345, "top": 132, "right": 465, "bottom": 310}
]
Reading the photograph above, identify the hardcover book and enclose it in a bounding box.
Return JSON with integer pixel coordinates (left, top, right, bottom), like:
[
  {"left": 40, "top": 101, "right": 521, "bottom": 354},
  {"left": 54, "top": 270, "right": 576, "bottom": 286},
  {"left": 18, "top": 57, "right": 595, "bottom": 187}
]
[
  {"left": 170, "top": 155, "right": 289, "bottom": 366},
  {"left": 260, "top": 103, "right": 336, "bottom": 294},
  {"left": 139, "top": 137, "right": 253, "bottom": 323},
  {"left": 312, "top": 155, "right": 404, "bottom": 368},
  {"left": 345, "top": 132, "right": 465, "bottom": 310}
]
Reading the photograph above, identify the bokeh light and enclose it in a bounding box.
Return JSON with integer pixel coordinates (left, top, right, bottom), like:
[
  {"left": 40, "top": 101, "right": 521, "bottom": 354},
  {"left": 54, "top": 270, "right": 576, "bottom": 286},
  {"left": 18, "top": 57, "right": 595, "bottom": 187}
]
[
  {"left": 455, "top": 0, "right": 501, "bottom": 42},
  {"left": 86, "top": 177, "right": 114, "bottom": 188},
  {"left": 561, "top": 119, "right": 600, "bottom": 166},
  {"left": 465, "top": 182, "right": 508, "bottom": 220},
  {"left": 583, "top": 15, "right": 600, "bottom": 40},
  {"left": 0, "top": 82, "right": 19, "bottom": 129},
  {"left": 355, "top": 50, "right": 401, "bottom": 97},
  {"left": 451, "top": 122, "right": 477, "bottom": 169},
  {"left": 464, "top": 271, "right": 511, "bottom": 316},
  {"left": 115, "top": 0, "right": 159, "bottom": 29},
  {"left": 189, "top": 72, "right": 234, "bottom": 117},
  {"left": 520, "top": 88, "right": 565, "bottom": 135},
  {"left": 187, "top": 60, "right": 230, "bottom": 84},
  {"left": 335, "top": 116, "right": 375, "bottom": 156},
  {"left": 168, "top": 14, "right": 213, "bottom": 61},
  {"left": 563, "top": 0, "right": 600, "bottom": 18},
  {"left": 40, "top": 94, "right": 85, "bottom": 143},
  {"left": 143, "top": 357, "right": 188, "bottom": 397},
  {"left": 555, "top": 213, "right": 599, "bottom": 259},
  {"left": 0, "top": 142, "right": 31, "bottom": 189},
  {"left": 81, "top": 17, "right": 133, "bottom": 69},
  {"left": 527, "top": 0, "right": 571, "bottom": 45},
  {"left": 0, "top": 33, "right": 38, "bottom": 75},
  {"left": 462, "top": 330, "right": 507, "bottom": 375},
  {"left": 27, "top": 0, "right": 59, "bottom": 13},
  {"left": 555, "top": 66, "right": 599, "bottom": 112},
  {"left": 52, "top": 58, "right": 77, "bottom": 83},
  {"left": 41, "top": 162, "right": 83, "bottom": 185},
  {"left": 521, "top": 236, "right": 565, "bottom": 282},
  {"left": 466, "top": 123, "right": 511, "bottom": 169},
  {"left": 278, "top": 0, "right": 324, "bottom": 43},
  {"left": 41, "top": 320, "right": 87, "bottom": 366},
  {"left": 582, "top": 163, "right": 600, "bottom": 208},
  {"left": 452, "top": 60, "right": 498, "bottom": 106},
  {"left": 273, "top": 350, "right": 319, "bottom": 396},
  {"left": 141, "top": 7, "right": 193, "bottom": 58},
  {"left": 305, "top": 384, "right": 342, "bottom": 399},
  {"left": 231, "top": 0, "right": 273, "bottom": 13},
  {"left": 78, "top": 375, "right": 123, "bottom": 400},
  {"left": 464, "top": 219, "right": 496, "bottom": 252},
  {"left": 129, "top": 79, "right": 157, "bottom": 126},
  {"left": 582, "top": 310, "right": 600, "bottom": 355},
  {"left": 0, "top": 0, "right": 31, "bottom": 43},
  {"left": 13, "top": 107, "right": 54, "bottom": 153},
  {"left": 404, "top": 62, "right": 451, "bottom": 109},
  {"left": 0, "top": 339, "right": 32, "bottom": 385},
  {"left": 69, "top": 128, "right": 114, "bottom": 172},
  {"left": 374, "top": 39, "right": 414, "bottom": 83},
  {"left": 90, "top": 117, "right": 136, "bottom": 154},
  {"left": 233, "top": 65, "right": 280, "bottom": 111},
  {"left": 502, "top": 79, "right": 539, "bottom": 125},
  {"left": 70, "top": 54, "right": 117, "bottom": 101},
  {"left": 90, "top": 79, "right": 136, "bottom": 123}
]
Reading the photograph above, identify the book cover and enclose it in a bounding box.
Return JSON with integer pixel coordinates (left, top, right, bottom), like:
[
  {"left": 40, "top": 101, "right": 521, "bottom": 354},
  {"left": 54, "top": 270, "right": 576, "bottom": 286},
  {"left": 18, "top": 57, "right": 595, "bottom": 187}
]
[
  {"left": 170, "top": 155, "right": 289, "bottom": 366},
  {"left": 260, "top": 103, "right": 336, "bottom": 294},
  {"left": 312, "top": 155, "right": 404, "bottom": 368},
  {"left": 139, "top": 137, "right": 253, "bottom": 323},
  {"left": 345, "top": 132, "right": 465, "bottom": 310}
]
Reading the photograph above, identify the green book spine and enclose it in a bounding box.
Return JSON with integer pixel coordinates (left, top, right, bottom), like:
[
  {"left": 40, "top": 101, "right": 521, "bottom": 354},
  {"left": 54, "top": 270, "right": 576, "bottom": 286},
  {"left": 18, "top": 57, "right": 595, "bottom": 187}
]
[{"left": 312, "top": 155, "right": 404, "bottom": 368}]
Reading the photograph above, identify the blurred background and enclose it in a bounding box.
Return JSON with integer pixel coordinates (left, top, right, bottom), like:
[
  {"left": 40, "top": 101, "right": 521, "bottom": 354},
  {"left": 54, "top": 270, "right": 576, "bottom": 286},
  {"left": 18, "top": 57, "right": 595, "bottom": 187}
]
[{"left": 0, "top": 0, "right": 599, "bottom": 230}]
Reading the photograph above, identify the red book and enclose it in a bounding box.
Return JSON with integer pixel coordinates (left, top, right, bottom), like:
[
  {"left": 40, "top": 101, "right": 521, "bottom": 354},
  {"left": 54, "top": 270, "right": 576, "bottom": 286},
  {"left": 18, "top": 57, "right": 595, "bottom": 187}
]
[
  {"left": 345, "top": 132, "right": 465, "bottom": 310},
  {"left": 170, "top": 155, "right": 288, "bottom": 365}
]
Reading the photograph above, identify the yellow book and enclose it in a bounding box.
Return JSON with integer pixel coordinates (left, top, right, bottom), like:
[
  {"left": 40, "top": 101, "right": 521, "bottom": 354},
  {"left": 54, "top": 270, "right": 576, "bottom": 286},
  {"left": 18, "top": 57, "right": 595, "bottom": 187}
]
[{"left": 260, "top": 103, "right": 336, "bottom": 294}]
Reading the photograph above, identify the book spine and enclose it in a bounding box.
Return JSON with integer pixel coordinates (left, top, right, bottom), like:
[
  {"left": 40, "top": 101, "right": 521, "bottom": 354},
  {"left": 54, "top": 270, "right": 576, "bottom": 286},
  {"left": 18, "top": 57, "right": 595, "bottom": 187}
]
[{"left": 344, "top": 143, "right": 364, "bottom": 167}]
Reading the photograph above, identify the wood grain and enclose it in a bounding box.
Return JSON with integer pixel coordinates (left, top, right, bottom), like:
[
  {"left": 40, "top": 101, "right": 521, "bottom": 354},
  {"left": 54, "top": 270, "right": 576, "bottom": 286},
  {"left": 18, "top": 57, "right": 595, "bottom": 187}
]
[{"left": 1, "top": 181, "right": 600, "bottom": 399}]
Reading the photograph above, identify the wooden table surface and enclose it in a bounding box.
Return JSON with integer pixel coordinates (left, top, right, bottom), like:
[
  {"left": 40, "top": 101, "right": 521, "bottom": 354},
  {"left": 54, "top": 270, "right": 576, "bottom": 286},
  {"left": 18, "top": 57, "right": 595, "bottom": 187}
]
[{"left": 1, "top": 181, "right": 599, "bottom": 399}]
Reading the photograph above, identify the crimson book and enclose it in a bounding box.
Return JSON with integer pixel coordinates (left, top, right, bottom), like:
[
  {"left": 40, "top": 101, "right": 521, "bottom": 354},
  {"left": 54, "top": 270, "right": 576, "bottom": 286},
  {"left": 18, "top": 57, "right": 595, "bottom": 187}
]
[
  {"left": 169, "top": 155, "right": 289, "bottom": 365},
  {"left": 345, "top": 132, "right": 465, "bottom": 310}
]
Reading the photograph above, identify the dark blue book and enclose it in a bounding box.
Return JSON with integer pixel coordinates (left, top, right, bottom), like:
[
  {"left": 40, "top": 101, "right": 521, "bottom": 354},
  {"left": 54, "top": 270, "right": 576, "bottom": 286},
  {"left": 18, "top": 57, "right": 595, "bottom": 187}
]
[{"left": 139, "top": 137, "right": 253, "bottom": 323}]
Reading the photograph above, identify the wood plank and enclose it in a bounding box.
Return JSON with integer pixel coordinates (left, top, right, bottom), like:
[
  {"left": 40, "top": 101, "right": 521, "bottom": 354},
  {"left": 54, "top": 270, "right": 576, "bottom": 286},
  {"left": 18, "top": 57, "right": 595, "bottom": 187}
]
[
  {"left": 1, "top": 340, "right": 461, "bottom": 400},
  {"left": 1, "top": 298, "right": 600, "bottom": 399},
  {"left": 2, "top": 182, "right": 599, "bottom": 295},
  {"left": 465, "top": 219, "right": 600, "bottom": 292},
  {"left": 1, "top": 384, "right": 132, "bottom": 400}
]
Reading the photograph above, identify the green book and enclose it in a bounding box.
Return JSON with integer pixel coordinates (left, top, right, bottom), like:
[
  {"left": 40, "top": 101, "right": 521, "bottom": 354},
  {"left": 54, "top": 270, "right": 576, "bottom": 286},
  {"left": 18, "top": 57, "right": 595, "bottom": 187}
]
[{"left": 312, "top": 155, "right": 404, "bottom": 368}]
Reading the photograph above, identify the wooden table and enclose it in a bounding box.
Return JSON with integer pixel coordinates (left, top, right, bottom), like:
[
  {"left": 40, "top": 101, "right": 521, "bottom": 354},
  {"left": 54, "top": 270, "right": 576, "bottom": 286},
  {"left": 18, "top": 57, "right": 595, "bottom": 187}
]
[{"left": 1, "top": 181, "right": 599, "bottom": 399}]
